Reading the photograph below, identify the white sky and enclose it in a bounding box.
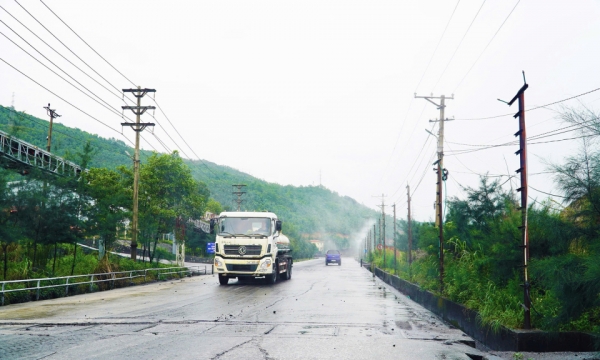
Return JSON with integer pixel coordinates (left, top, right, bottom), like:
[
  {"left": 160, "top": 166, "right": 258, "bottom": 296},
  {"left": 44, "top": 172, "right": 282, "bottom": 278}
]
[{"left": 1, "top": 1, "right": 599, "bottom": 221}]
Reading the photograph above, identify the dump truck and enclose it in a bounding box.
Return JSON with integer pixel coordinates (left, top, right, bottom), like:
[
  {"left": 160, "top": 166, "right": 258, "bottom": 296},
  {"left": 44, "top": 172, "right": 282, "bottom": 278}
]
[{"left": 211, "top": 211, "right": 292, "bottom": 285}]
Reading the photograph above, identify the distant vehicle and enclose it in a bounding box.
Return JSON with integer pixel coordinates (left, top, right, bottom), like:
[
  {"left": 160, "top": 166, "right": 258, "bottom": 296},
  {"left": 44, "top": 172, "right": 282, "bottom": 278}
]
[
  {"left": 325, "top": 250, "right": 341, "bottom": 266},
  {"left": 211, "top": 211, "right": 292, "bottom": 285}
]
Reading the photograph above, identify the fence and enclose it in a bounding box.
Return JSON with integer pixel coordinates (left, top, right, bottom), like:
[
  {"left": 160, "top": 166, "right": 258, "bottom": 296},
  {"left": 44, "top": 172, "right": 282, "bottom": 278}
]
[{"left": 0, "top": 265, "right": 213, "bottom": 306}]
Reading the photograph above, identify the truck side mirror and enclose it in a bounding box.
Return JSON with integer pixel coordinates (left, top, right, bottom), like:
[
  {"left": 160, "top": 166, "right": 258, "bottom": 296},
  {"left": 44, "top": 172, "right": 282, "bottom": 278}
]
[
  {"left": 275, "top": 220, "right": 282, "bottom": 232},
  {"left": 210, "top": 218, "right": 216, "bottom": 233}
]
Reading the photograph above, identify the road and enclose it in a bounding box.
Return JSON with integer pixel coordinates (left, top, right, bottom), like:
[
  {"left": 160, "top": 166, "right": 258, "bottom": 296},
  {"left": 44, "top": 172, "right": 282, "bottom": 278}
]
[{"left": 0, "top": 258, "right": 495, "bottom": 360}]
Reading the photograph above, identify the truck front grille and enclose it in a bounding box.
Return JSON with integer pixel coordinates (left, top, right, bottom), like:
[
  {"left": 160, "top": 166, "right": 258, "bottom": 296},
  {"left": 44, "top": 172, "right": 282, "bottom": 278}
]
[
  {"left": 226, "top": 264, "right": 258, "bottom": 272},
  {"left": 223, "top": 245, "right": 262, "bottom": 256}
]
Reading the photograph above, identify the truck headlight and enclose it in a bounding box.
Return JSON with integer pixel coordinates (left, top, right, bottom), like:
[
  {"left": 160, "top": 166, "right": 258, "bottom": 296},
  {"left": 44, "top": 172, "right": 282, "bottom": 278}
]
[
  {"left": 260, "top": 258, "right": 272, "bottom": 270},
  {"left": 214, "top": 257, "right": 224, "bottom": 267}
]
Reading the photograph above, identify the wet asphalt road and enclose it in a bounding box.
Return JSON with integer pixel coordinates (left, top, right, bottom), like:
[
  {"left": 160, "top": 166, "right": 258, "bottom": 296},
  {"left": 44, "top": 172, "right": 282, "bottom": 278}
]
[{"left": 0, "top": 258, "right": 495, "bottom": 360}]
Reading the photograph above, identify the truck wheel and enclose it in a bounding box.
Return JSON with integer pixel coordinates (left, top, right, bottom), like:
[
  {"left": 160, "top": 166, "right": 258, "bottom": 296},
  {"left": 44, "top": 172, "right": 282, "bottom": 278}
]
[
  {"left": 265, "top": 264, "right": 278, "bottom": 285},
  {"left": 218, "top": 275, "right": 229, "bottom": 285},
  {"left": 286, "top": 264, "right": 292, "bottom": 280}
]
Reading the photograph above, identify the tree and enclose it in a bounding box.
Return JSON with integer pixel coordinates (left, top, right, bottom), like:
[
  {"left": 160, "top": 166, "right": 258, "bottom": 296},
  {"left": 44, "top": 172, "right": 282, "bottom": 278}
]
[{"left": 134, "top": 152, "right": 209, "bottom": 263}]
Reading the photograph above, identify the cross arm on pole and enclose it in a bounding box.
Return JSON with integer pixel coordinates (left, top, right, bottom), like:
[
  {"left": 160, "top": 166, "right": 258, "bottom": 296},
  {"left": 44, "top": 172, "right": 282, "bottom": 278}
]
[
  {"left": 121, "top": 106, "right": 156, "bottom": 116},
  {"left": 121, "top": 122, "right": 155, "bottom": 132},
  {"left": 122, "top": 88, "right": 156, "bottom": 98}
]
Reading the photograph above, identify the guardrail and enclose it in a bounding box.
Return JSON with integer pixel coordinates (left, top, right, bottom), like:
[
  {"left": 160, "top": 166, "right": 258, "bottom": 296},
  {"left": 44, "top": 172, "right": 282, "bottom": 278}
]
[{"left": 0, "top": 265, "right": 213, "bottom": 306}]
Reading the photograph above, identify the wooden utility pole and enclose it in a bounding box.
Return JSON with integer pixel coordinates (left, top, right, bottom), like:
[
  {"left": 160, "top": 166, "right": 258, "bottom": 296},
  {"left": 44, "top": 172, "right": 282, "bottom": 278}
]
[
  {"left": 502, "top": 71, "right": 530, "bottom": 329},
  {"left": 121, "top": 86, "right": 155, "bottom": 261},
  {"left": 415, "top": 93, "right": 453, "bottom": 293},
  {"left": 43, "top": 103, "right": 61, "bottom": 152},
  {"left": 393, "top": 203, "right": 396, "bottom": 275}
]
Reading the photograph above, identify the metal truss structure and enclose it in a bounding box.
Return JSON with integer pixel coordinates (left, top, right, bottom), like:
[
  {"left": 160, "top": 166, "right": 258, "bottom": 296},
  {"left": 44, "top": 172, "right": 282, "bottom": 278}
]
[{"left": 0, "top": 129, "right": 83, "bottom": 177}]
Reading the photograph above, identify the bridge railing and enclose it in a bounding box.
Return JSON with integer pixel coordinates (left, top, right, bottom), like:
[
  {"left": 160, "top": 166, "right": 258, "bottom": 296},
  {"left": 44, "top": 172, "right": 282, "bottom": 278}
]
[{"left": 0, "top": 265, "right": 212, "bottom": 306}]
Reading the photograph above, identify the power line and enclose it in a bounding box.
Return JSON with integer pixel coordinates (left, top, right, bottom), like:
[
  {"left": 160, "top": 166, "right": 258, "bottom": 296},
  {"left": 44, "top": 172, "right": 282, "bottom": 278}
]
[
  {"left": 432, "top": 0, "right": 487, "bottom": 92},
  {"left": 389, "top": 121, "right": 436, "bottom": 199},
  {"left": 39, "top": 0, "right": 137, "bottom": 87},
  {"left": 529, "top": 185, "right": 569, "bottom": 199},
  {"left": 414, "top": 0, "right": 461, "bottom": 93},
  {"left": 14, "top": 0, "right": 130, "bottom": 97},
  {"left": 0, "top": 57, "right": 128, "bottom": 141},
  {"left": 0, "top": 105, "right": 150, "bottom": 161},
  {"left": 0, "top": 25, "right": 134, "bottom": 122},
  {"left": 453, "top": 0, "right": 520, "bottom": 93},
  {"left": 0, "top": 5, "right": 124, "bottom": 100},
  {"left": 28, "top": 0, "right": 216, "bottom": 174},
  {"left": 147, "top": 99, "right": 216, "bottom": 175},
  {"left": 454, "top": 87, "right": 600, "bottom": 121}
]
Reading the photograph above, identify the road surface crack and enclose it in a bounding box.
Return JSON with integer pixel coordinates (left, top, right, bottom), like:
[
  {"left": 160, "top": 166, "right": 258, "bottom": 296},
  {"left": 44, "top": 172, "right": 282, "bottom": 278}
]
[
  {"left": 257, "top": 339, "right": 274, "bottom": 360},
  {"left": 211, "top": 338, "right": 254, "bottom": 359}
]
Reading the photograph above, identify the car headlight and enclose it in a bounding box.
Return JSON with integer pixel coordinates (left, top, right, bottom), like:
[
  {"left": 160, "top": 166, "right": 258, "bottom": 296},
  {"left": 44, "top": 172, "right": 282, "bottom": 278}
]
[
  {"left": 260, "top": 258, "right": 272, "bottom": 270},
  {"left": 214, "top": 257, "right": 224, "bottom": 267}
]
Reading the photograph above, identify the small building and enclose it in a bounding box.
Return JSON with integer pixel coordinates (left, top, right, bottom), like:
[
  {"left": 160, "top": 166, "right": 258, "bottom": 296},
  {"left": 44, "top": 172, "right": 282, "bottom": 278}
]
[{"left": 309, "top": 240, "right": 324, "bottom": 252}]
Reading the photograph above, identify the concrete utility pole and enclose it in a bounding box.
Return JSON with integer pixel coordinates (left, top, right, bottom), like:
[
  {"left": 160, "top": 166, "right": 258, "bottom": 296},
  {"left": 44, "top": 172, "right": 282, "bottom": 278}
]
[
  {"left": 43, "top": 103, "right": 61, "bottom": 152},
  {"left": 232, "top": 184, "right": 247, "bottom": 211},
  {"left": 407, "top": 184, "right": 413, "bottom": 267},
  {"left": 501, "top": 71, "right": 530, "bottom": 329},
  {"left": 415, "top": 93, "right": 453, "bottom": 293},
  {"left": 393, "top": 203, "right": 396, "bottom": 275},
  {"left": 121, "top": 86, "right": 156, "bottom": 261}
]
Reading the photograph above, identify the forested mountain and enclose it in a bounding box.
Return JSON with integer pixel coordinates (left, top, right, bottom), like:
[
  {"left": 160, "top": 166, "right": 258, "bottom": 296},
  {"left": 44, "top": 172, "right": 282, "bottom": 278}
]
[{"left": 0, "top": 105, "right": 376, "bottom": 243}]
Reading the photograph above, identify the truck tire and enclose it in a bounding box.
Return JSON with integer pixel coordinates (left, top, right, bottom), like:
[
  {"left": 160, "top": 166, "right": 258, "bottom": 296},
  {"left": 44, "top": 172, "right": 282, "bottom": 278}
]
[
  {"left": 265, "top": 263, "right": 278, "bottom": 284},
  {"left": 280, "top": 260, "right": 292, "bottom": 281},
  {"left": 218, "top": 275, "right": 229, "bottom": 285}
]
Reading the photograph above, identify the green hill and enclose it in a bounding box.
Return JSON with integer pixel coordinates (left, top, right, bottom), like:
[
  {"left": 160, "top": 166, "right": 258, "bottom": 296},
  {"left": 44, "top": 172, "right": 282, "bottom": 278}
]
[{"left": 0, "top": 105, "right": 377, "bottom": 246}]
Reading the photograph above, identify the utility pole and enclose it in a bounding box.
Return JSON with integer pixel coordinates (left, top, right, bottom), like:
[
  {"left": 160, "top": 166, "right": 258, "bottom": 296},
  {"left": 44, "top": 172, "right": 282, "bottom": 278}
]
[
  {"left": 232, "top": 184, "right": 247, "bottom": 211},
  {"left": 43, "top": 103, "right": 61, "bottom": 152},
  {"left": 121, "top": 86, "right": 156, "bottom": 261},
  {"left": 501, "top": 71, "right": 530, "bottom": 329},
  {"left": 372, "top": 223, "right": 376, "bottom": 276},
  {"left": 407, "top": 184, "right": 413, "bottom": 267},
  {"left": 415, "top": 93, "right": 453, "bottom": 293},
  {"left": 393, "top": 203, "right": 396, "bottom": 275}
]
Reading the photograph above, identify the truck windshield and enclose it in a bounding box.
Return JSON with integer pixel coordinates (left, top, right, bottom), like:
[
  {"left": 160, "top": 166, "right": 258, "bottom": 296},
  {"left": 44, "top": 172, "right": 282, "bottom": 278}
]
[{"left": 219, "top": 217, "right": 271, "bottom": 236}]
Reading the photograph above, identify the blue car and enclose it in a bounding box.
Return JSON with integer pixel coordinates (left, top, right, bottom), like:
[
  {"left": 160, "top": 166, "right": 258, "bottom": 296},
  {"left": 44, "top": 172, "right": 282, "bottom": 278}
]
[{"left": 325, "top": 250, "right": 341, "bottom": 266}]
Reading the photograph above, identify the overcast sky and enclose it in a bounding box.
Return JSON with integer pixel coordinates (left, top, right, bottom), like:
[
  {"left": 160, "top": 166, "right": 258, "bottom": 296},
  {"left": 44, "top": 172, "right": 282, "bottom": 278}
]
[{"left": 1, "top": 1, "right": 599, "bottom": 221}]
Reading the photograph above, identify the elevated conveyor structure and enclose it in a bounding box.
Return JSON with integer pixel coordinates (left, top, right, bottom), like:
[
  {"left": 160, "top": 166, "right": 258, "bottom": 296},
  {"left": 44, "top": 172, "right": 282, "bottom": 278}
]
[{"left": 0, "top": 129, "right": 83, "bottom": 177}]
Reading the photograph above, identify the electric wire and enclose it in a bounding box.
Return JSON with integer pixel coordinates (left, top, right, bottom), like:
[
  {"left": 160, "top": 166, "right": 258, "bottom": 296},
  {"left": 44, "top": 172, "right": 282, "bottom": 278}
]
[
  {"left": 411, "top": 151, "right": 437, "bottom": 198},
  {"left": 389, "top": 120, "right": 436, "bottom": 200},
  {"left": 0, "top": 105, "right": 150, "bottom": 160},
  {"left": 14, "top": 0, "right": 134, "bottom": 99},
  {"left": 453, "top": 0, "right": 520, "bottom": 93},
  {"left": 529, "top": 185, "right": 569, "bottom": 199},
  {"left": 0, "top": 5, "right": 124, "bottom": 100},
  {"left": 431, "top": 0, "right": 487, "bottom": 92},
  {"left": 0, "top": 57, "right": 132, "bottom": 145},
  {"left": 147, "top": 99, "right": 216, "bottom": 175},
  {"left": 8, "top": 2, "right": 198, "bottom": 159},
  {"left": 34, "top": 0, "right": 215, "bottom": 172},
  {"left": 454, "top": 87, "right": 600, "bottom": 121},
  {"left": 8, "top": 2, "right": 173, "bottom": 155},
  {"left": 39, "top": 0, "right": 137, "bottom": 87},
  {"left": 28, "top": 0, "right": 216, "bottom": 172},
  {"left": 414, "top": 0, "right": 461, "bottom": 93},
  {"left": 0, "top": 25, "right": 135, "bottom": 123}
]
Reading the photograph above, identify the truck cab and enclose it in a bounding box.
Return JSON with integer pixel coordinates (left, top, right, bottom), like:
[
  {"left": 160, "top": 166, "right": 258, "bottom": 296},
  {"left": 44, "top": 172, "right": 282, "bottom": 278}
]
[{"left": 212, "top": 211, "right": 292, "bottom": 285}]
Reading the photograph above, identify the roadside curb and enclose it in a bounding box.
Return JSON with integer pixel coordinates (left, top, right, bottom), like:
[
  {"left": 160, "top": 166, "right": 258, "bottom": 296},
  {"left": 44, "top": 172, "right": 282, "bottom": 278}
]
[{"left": 364, "top": 264, "right": 600, "bottom": 352}]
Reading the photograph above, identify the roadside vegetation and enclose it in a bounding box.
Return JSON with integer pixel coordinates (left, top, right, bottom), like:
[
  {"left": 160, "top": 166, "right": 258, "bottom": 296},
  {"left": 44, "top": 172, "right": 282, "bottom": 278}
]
[
  {"left": 367, "top": 107, "right": 600, "bottom": 333},
  {"left": 0, "top": 105, "right": 329, "bottom": 288}
]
